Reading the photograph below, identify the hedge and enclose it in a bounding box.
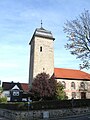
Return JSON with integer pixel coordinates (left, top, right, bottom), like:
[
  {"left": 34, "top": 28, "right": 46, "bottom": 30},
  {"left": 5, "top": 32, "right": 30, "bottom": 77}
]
[{"left": 0, "top": 99, "right": 90, "bottom": 111}]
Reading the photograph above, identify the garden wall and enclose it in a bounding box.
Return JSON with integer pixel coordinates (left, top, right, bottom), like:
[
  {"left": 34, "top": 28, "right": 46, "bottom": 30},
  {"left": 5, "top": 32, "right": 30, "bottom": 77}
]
[{"left": 0, "top": 107, "right": 90, "bottom": 120}]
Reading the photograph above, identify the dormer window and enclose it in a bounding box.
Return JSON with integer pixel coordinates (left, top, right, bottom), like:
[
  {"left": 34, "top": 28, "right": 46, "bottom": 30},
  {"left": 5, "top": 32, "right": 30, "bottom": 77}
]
[
  {"left": 40, "top": 46, "right": 42, "bottom": 52},
  {"left": 13, "top": 91, "right": 19, "bottom": 96}
]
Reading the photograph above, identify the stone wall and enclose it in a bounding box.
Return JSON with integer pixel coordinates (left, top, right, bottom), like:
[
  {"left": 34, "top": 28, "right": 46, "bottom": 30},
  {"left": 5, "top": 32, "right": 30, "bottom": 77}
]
[{"left": 0, "top": 107, "right": 90, "bottom": 120}]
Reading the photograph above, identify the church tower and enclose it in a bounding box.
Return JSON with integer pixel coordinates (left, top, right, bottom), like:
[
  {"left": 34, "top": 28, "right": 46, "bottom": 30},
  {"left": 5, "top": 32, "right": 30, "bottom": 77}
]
[{"left": 29, "top": 25, "right": 55, "bottom": 86}]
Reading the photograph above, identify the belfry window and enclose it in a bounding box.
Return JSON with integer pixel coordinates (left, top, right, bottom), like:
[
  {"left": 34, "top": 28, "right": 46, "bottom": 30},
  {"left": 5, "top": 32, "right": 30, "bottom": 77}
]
[{"left": 40, "top": 46, "right": 42, "bottom": 52}]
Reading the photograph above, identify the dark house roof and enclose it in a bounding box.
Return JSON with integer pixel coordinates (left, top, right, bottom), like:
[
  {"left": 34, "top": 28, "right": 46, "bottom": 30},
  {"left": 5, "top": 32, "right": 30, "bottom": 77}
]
[{"left": 2, "top": 82, "right": 29, "bottom": 92}]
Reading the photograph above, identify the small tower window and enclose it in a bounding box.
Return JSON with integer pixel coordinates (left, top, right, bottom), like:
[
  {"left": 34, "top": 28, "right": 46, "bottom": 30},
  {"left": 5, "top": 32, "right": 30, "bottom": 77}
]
[
  {"left": 43, "top": 68, "right": 45, "bottom": 70},
  {"left": 40, "top": 46, "right": 42, "bottom": 52}
]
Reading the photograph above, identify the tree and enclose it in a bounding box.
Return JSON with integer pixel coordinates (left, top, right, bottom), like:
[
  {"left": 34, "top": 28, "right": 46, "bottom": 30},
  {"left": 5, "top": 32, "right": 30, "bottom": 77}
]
[
  {"left": 0, "top": 87, "right": 7, "bottom": 103},
  {"left": 0, "top": 87, "right": 3, "bottom": 93},
  {"left": 55, "top": 82, "right": 68, "bottom": 100},
  {"left": 63, "top": 10, "right": 90, "bottom": 69},
  {"left": 30, "top": 72, "right": 68, "bottom": 101},
  {"left": 30, "top": 73, "right": 57, "bottom": 100},
  {"left": 0, "top": 97, "right": 7, "bottom": 103}
]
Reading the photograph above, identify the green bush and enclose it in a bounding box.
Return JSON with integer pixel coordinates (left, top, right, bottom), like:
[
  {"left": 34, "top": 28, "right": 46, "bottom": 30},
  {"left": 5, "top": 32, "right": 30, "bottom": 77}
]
[{"left": 0, "top": 97, "right": 7, "bottom": 103}]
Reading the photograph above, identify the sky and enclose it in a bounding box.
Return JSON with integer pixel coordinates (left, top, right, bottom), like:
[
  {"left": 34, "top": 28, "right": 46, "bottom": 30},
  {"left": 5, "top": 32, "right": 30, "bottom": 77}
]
[{"left": 0, "top": 0, "right": 90, "bottom": 83}]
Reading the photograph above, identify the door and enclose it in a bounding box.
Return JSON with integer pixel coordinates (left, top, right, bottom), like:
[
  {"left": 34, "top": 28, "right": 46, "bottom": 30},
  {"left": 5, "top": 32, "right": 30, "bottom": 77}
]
[{"left": 81, "top": 92, "right": 86, "bottom": 99}]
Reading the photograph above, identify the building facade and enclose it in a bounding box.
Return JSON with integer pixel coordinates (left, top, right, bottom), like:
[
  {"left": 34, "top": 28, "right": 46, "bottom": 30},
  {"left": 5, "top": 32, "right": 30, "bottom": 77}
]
[{"left": 55, "top": 68, "right": 90, "bottom": 99}]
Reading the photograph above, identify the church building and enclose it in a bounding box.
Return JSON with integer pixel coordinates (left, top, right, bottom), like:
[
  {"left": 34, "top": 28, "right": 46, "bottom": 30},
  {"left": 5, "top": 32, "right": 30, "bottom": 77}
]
[{"left": 29, "top": 25, "right": 90, "bottom": 99}]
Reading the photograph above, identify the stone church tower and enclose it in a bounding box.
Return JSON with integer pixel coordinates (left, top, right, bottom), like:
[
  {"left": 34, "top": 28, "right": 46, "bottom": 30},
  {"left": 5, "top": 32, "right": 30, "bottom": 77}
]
[{"left": 29, "top": 26, "right": 55, "bottom": 87}]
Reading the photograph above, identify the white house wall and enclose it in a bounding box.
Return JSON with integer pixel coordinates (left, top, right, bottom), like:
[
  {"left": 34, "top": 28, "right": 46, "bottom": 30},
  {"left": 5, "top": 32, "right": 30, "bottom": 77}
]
[
  {"left": 2, "top": 91, "right": 10, "bottom": 101},
  {"left": 56, "top": 79, "right": 90, "bottom": 99}
]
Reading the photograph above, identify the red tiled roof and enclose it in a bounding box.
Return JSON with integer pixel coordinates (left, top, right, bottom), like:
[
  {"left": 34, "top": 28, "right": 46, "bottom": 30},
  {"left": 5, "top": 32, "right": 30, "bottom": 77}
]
[
  {"left": 21, "top": 83, "right": 29, "bottom": 92},
  {"left": 54, "top": 68, "right": 90, "bottom": 80}
]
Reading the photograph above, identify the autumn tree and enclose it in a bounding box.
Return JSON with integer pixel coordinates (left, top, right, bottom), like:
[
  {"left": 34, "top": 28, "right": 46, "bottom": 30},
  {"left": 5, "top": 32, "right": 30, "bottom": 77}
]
[
  {"left": 30, "top": 72, "right": 57, "bottom": 100},
  {"left": 63, "top": 10, "right": 90, "bottom": 69}
]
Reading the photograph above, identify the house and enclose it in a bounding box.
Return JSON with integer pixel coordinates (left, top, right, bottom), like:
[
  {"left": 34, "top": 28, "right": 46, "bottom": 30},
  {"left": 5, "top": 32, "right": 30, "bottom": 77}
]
[
  {"left": 54, "top": 68, "right": 90, "bottom": 99},
  {"left": 2, "top": 82, "right": 29, "bottom": 101}
]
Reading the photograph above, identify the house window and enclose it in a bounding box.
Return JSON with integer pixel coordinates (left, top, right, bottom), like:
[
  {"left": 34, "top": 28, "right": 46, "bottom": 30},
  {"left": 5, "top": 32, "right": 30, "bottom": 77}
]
[
  {"left": 72, "top": 92, "right": 76, "bottom": 99},
  {"left": 71, "top": 82, "right": 75, "bottom": 89},
  {"left": 5, "top": 93, "right": 10, "bottom": 97},
  {"left": 80, "top": 82, "right": 85, "bottom": 89},
  {"left": 13, "top": 91, "right": 19, "bottom": 96},
  {"left": 40, "top": 46, "right": 42, "bottom": 52},
  {"left": 62, "top": 81, "right": 66, "bottom": 89}
]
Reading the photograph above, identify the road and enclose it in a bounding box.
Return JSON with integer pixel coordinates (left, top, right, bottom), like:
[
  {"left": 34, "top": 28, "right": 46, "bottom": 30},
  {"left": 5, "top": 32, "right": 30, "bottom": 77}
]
[
  {"left": 0, "top": 116, "right": 9, "bottom": 120},
  {"left": 0, "top": 114, "right": 90, "bottom": 120},
  {"left": 59, "top": 114, "right": 90, "bottom": 120}
]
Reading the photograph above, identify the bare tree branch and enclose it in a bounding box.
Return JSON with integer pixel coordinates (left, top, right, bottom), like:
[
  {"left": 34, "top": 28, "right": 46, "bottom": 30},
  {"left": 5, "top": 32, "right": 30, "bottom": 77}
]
[{"left": 64, "top": 10, "right": 90, "bottom": 69}]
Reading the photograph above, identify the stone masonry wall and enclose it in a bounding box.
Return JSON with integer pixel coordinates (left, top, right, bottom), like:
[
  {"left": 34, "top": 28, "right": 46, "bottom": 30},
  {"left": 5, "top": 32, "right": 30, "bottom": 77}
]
[{"left": 0, "top": 107, "right": 90, "bottom": 120}]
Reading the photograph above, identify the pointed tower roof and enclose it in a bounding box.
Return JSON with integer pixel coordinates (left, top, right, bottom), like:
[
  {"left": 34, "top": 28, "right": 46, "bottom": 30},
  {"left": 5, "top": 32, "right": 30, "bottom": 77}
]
[{"left": 29, "top": 27, "right": 55, "bottom": 45}]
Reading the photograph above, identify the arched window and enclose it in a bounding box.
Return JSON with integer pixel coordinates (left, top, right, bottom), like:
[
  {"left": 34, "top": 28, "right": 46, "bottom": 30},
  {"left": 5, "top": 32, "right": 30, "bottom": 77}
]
[
  {"left": 80, "top": 82, "right": 85, "bottom": 89},
  {"left": 71, "top": 82, "right": 75, "bottom": 89},
  {"left": 62, "top": 81, "right": 66, "bottom": 89}
]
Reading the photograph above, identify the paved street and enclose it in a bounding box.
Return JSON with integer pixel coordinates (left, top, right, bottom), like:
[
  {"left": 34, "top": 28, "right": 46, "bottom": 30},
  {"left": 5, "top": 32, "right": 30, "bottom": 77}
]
[
  {"left": 0, "top": 116, "right": 8, "bottom": 120},
  {"left": 59, "top": 114, "right": 90, "bottom": 120},
  {"left": 0, "top": 113, "right": 90, "bottom": 120}
]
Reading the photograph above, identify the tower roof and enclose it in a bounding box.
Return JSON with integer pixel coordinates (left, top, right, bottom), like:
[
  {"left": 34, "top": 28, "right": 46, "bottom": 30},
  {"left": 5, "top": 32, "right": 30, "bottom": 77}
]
[
  {"left": 30, "top": 27, "right": 55, "bottom": 44},
  {"left": 35, "top": 27, "right": 54, "bottom": 38}
]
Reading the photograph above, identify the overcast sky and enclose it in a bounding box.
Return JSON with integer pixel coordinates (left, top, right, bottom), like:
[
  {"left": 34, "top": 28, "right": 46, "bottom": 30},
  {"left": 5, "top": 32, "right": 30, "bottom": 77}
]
[{"left": 0, "top": 0, "right": 90, "bottom": 83}]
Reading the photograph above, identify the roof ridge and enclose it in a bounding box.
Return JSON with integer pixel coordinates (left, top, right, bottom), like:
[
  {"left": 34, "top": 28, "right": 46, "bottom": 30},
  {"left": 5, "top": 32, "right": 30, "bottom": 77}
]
[{"left": 54, "top": 67, "right": 90, "bottom": 74}]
